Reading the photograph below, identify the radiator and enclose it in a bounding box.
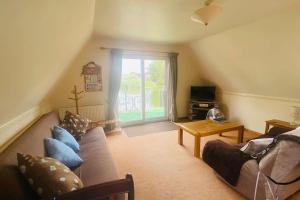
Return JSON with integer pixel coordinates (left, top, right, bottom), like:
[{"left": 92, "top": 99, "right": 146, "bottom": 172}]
[{"left": 58, "top": 105, "right": 105, "bottom": 122}]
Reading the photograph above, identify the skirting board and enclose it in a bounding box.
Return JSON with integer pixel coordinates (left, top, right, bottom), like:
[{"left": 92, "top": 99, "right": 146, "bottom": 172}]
[{"left": 0, "top": 104, "right": 52, "bottom": 153}]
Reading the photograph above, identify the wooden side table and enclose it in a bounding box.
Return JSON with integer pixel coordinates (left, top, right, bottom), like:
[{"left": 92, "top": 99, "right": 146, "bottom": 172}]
[{"left": 264, "top": 119, "right": 298, "bottom": 134}]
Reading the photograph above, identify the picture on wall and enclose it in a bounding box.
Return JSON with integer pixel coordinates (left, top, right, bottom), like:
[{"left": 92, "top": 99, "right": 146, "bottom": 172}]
[{"left": 81, "top": 61, "right": 102, "bottom": 92}]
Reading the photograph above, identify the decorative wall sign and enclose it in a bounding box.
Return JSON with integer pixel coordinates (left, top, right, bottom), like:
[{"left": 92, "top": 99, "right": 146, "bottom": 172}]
[{"left": 81, "top": 62, "right": 102, "bottom": 92}]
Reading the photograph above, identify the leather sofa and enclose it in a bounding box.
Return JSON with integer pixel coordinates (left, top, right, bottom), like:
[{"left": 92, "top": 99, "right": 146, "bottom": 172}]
[{"left": 0, "top": 112, "right": 134, "bottom": 200}]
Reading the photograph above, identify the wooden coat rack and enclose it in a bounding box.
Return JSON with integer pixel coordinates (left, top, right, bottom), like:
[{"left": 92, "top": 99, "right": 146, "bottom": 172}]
[
  {"left": 68, "top": 85, "right": 84, "bottom": 114},
  {"left": 67, "top": 85, "right": 119, "bottom": 132}
]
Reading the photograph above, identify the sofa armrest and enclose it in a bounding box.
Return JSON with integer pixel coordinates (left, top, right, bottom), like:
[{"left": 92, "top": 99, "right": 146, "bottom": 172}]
[
  {"left": 203, "top": 140, "right": 252, "bottom": 186},
  {"left": 56, "top": 174, "right": 134, "bottom": 200}
]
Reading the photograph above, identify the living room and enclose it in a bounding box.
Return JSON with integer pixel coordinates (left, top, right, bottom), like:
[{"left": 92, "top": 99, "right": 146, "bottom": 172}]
[{"left": 0, "top": 0, "right": 299, "bottom": 200}]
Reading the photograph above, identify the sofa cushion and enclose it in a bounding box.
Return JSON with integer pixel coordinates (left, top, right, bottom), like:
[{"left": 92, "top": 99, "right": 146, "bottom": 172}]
[
  {"left": 256, "top": 127, "right": 290, "bottom": 140},
  {"left": 76, "top": 127, "right": 119, "bottom": 186},
  {"left": 53, "top": 126, "right": 80, "bottom": 153},
  {"left": 17, "top": 153, "right": 83, "bottom": 199},
  {"left": 60, "top": 111, "right": 91, "bottom": 140},
  {"left": 45, "top": 138, "right": 83, "bottom": 168},
  {"left": 240, "top": 138, "right": 273, "bottom": 157}
]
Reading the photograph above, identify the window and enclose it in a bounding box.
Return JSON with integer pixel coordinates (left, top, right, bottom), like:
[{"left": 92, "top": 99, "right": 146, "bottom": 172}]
[{"left": 118, "top": 55, "right": 168, "bottom": 125}]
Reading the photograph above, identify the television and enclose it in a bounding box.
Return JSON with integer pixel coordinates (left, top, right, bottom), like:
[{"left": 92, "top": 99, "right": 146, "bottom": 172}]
[{"left": 191, "top": 86, "right": 216, "bottom": 101}]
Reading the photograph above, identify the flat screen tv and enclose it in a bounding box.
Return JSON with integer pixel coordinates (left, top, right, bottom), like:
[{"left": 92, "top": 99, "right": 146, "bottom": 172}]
[{"left": 191, "top": 86, "right": 216, "bottom": 101}]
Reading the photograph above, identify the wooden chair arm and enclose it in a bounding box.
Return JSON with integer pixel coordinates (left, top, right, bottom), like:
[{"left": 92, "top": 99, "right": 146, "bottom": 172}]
[{"left": 56, "top": 174, "right": 134, "bottom": 200}]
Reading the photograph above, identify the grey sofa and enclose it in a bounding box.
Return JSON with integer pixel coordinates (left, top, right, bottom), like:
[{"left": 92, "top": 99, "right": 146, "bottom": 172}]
[
  {"left": 203, "top": 127, "right": 300, "bottom": 200},
  {"left": 0, "top": 112, "right": 134, "bottom": 200}
]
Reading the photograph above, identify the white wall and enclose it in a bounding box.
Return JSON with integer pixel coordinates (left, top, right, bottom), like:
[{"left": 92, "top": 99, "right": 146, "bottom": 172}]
[
  {"left": 50, "top": 36, "right": 202, "bottom": 118},
  {"left": 0, "top": 0, "right": 95, "bottom": 147},
  {"left": 189, "top": 2, "right": 300, "bottom": 132}
]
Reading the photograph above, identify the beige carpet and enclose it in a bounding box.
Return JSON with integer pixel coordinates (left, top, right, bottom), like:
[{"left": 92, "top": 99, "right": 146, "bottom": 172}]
[
  {"left": 107, "top": 130, "right": 300, "bottom": 200},
  {"left": 123, "top": 121, "right": 177, "bottom": 137}
]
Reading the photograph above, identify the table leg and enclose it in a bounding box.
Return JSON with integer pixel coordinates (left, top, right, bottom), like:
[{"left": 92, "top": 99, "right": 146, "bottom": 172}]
[
  {"left": 194, "top": 135, "right": 201, "bottom": 158},
  {"left": 178, "top": 128, "right": 183, "bottom": 145},
  {"left": 265, "top": 122, "right": 270, "bottom": 134},
  {"left": 237, "top": 126, "right": 244, "bottom": 143}
]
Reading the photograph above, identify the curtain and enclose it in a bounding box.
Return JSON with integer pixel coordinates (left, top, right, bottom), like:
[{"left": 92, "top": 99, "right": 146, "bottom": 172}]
[
  {"left": 168, "top": 52, "right": 178, "bottom": 122},
  {"left": 107, "top": 49, "right": 123, "bottom": 124}
]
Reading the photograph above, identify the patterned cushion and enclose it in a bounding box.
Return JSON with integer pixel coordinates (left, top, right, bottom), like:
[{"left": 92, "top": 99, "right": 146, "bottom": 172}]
[
  {"left": 60, "top": 111, "right": 91, "bottom": 140},
  {"left": 17, "top": 153, "right": 83, "bottom": 199}
]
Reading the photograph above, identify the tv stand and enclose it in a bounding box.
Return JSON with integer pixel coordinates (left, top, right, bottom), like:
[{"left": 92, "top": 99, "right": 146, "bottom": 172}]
[{"left": 188, "top": 100, "right": 217, "bottom": 121}]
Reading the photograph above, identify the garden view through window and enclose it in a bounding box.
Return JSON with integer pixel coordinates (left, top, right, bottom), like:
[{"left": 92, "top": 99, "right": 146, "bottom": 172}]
[{"left": 118, "top": 57, "right": 168, "bottom": 124}]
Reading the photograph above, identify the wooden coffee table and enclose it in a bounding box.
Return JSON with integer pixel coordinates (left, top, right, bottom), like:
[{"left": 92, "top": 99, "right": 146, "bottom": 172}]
[{"left": 175, "top": 120, "right": 244, "bottom": 158}]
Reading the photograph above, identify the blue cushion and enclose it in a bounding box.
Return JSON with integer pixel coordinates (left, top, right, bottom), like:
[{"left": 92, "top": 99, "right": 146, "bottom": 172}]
[
  {"left": 52, "top": 126, "right": 80, "bottom": 153},
  {"left": 44, "top": 138, "right": 83, "bottom": 168}
]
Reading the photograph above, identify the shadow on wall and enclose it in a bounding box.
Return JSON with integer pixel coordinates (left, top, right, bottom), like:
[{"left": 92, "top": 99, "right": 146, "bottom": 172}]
[
  {"left": 41, "top": 37, "right": 94, "bottom": 110},
  {"left": 184, "top": 44, "right": 236, "bottom": 122},
  {"left": 184, "top": 42, "right": 236, "bottom": 94},
  {"left": 193, "top": 76, "right": 232, "bottom": 122}
]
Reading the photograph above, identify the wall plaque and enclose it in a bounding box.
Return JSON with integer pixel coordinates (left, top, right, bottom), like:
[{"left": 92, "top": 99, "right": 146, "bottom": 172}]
[{"left": 81, "top": 62, "right": 102, "bottom": 92}]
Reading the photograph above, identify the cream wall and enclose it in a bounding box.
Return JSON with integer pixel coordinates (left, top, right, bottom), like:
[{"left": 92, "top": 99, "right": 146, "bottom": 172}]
[
  {"left": 0, "top": 1, "right": 95, "bottom": 146},
  {"left": 50, "top": 36, "right": 202, "bottom": 118},
  {"left": 189, "top": 2, "right": 300, "bottom": 132},
  {"left": 3, "top": 0, "right": 298, "bottom": 144},
  {"left": 221, "top": 92, "right": 300, "bottom": 132}
]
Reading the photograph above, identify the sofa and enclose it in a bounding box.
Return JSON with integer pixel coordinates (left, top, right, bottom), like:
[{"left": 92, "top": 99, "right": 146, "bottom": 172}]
[
  {"left": 203, "top": 127, "right": 300, "bottom": 200},
  {"left": 0, "top": 112, "right": 134, "bottom": 200}
]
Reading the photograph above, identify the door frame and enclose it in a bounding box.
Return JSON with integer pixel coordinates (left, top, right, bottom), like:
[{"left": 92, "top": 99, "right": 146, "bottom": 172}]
[{"left": 119, "top": 54, "right": 169, "bottom": 127}]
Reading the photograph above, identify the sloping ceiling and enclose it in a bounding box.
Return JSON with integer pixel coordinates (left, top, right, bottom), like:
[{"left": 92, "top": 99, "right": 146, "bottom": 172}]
[
  {"left": 189, "top": 1, "right": 300, "bottom": 99},
  {"left": 0, "top": 0, "right": 95, "bottom": 125},
  {"left": 93, "top": 0, "right": 298, "bottom": 44},
  {"left": 1, "top": 0, "right": 300, "bottom": 127}
]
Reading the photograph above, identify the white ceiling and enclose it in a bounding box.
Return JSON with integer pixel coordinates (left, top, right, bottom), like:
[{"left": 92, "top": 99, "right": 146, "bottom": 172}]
[{"left": 93, "top": 0, "right": 298, "bottom": 44}]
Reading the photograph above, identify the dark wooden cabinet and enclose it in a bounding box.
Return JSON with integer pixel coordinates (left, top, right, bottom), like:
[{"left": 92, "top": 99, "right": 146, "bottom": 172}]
[{"left": 188, "top": 100, "right": 217, "bottom": 120}]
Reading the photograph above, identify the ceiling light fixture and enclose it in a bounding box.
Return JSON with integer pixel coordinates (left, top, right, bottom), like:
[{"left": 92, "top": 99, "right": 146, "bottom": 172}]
[{"left": 191, "top": 0, "right": 222, "bottom": 26}]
